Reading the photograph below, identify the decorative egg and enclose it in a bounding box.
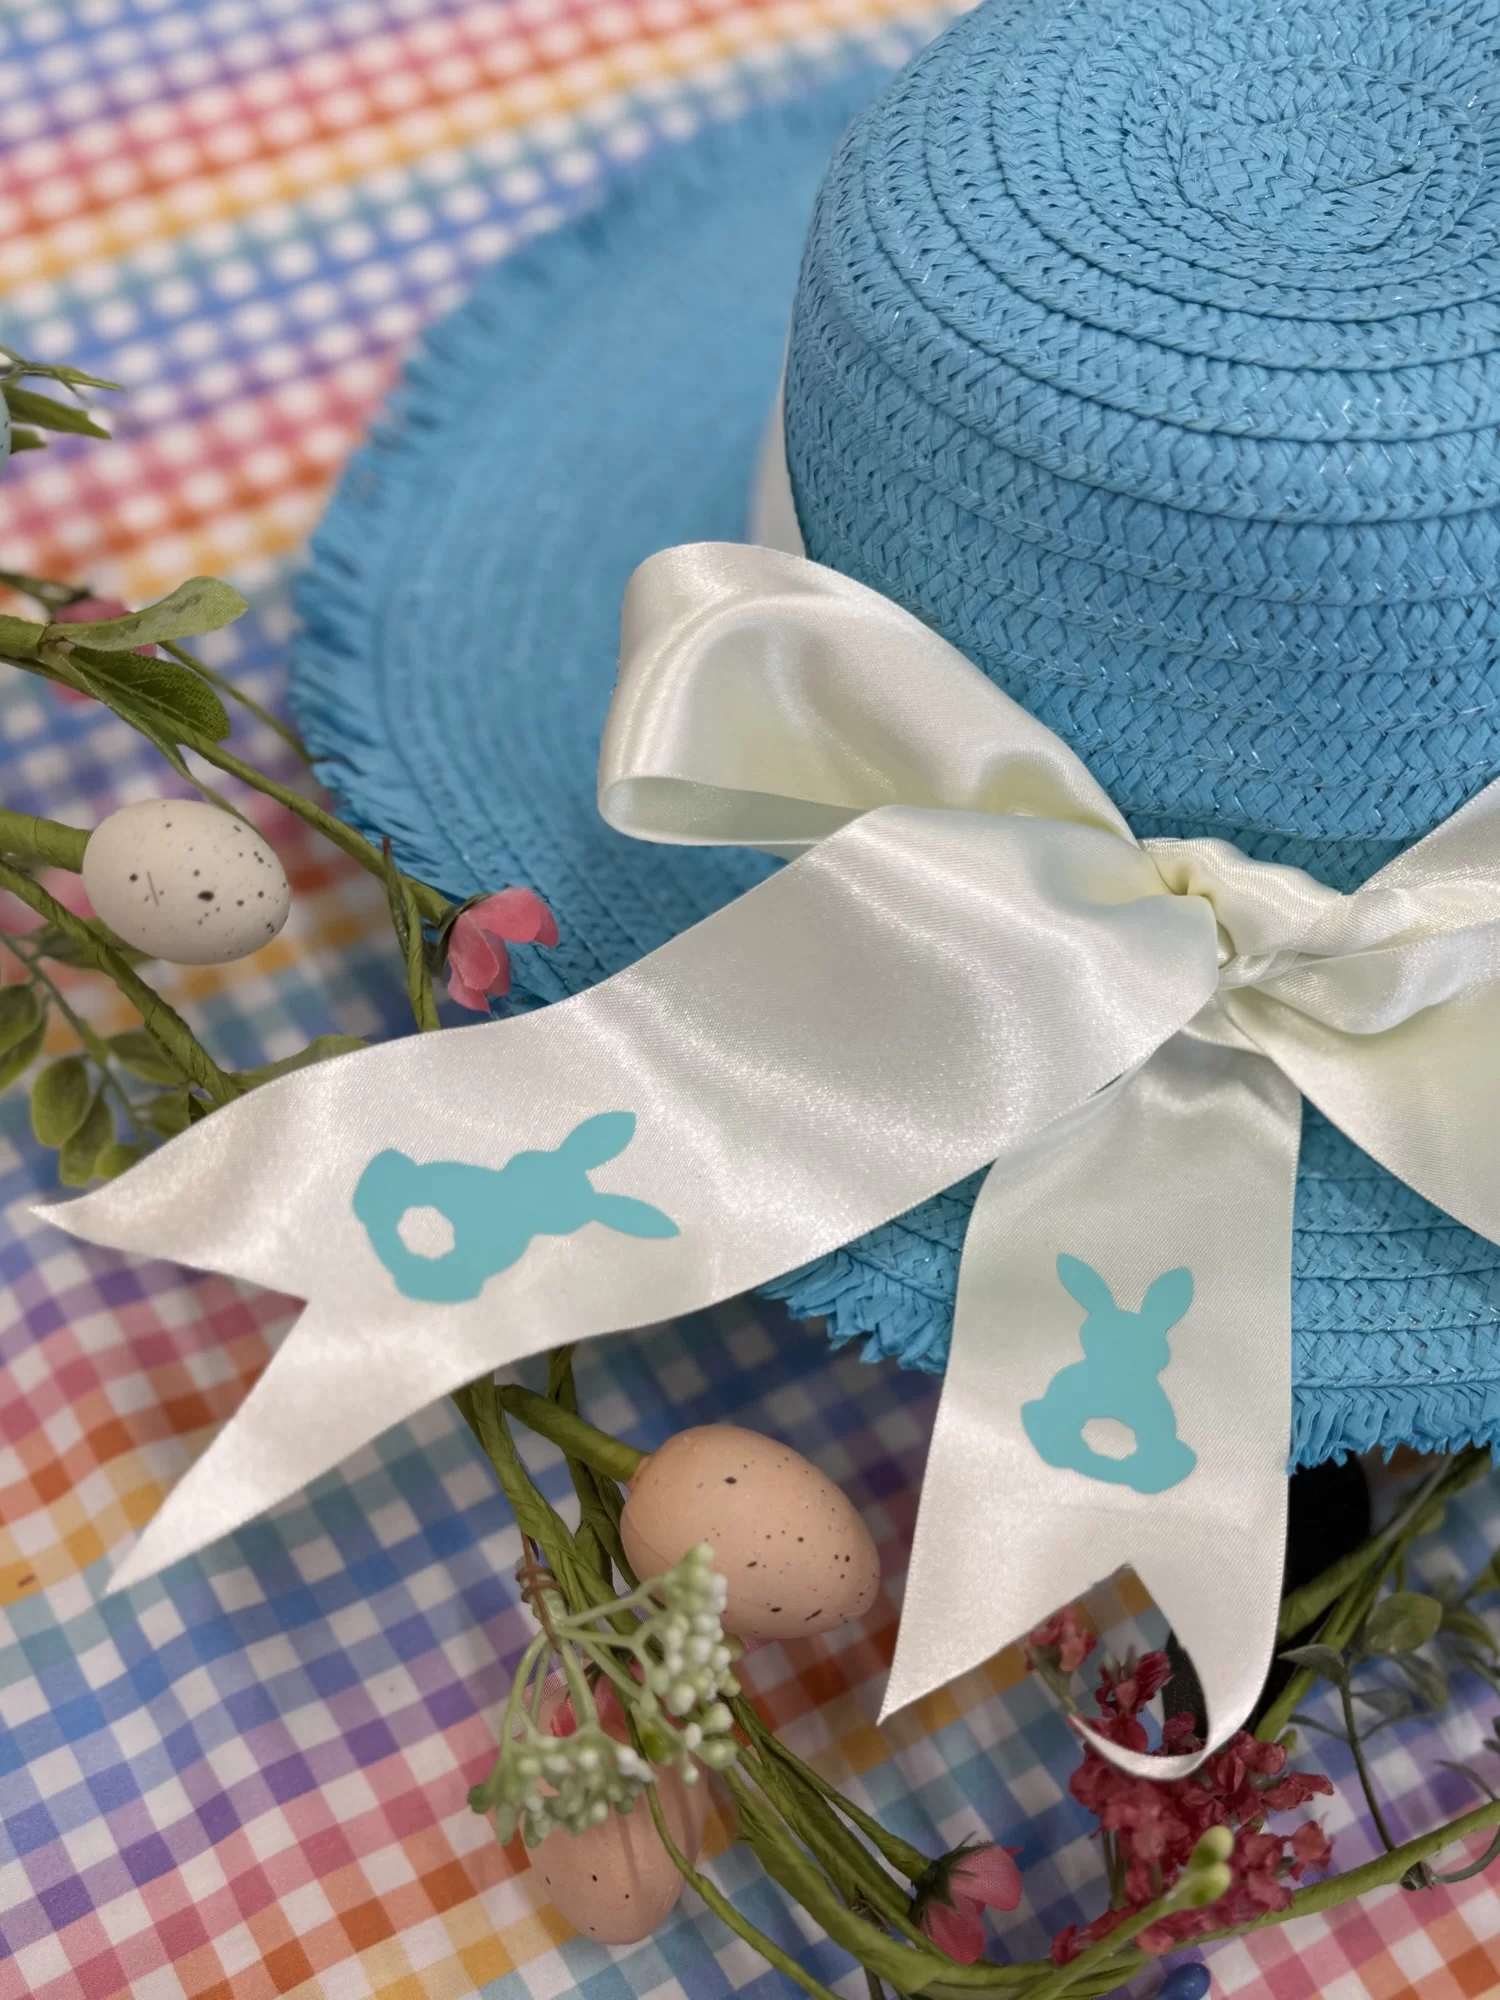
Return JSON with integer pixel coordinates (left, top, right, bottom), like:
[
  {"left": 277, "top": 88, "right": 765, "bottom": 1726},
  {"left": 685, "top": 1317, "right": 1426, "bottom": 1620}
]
[
  {"left": 621, "top": 1424, "right": 880, "bottom": 1641},
  {"left": 1159, "top": 1966, "right": 1211, "bottom": 2000},
  {"left": 529, "top": 1681, "right": 708, "bottom": 1945},
  {"left": 82, "top": 799, "right": 291, "bottom": 965}
]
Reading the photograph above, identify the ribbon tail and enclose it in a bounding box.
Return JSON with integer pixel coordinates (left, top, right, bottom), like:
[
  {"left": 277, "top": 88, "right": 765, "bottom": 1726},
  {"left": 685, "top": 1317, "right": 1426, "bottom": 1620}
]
[
  {"left": 884, "top": 1033, "right": 1299, "bottom": 1777},
  {"left": 104, "top": 1294, "right": 430, "bottom": 1593}
]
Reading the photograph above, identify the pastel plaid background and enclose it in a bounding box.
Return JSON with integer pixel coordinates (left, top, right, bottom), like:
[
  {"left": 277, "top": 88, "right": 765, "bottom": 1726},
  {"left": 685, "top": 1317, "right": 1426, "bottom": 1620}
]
[{"left": 2, "top": 3, "right": 1500, "bottom": 1998}]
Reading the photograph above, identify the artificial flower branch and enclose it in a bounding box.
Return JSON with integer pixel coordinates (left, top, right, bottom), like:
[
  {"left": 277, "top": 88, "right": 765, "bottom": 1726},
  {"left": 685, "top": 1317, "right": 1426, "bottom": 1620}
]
[{"left": 459, "top": 1360, "right": 1500, "bottom": 1996}]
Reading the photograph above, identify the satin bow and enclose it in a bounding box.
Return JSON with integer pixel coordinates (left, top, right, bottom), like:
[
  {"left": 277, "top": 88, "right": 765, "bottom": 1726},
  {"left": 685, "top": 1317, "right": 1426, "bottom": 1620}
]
[{"left": 45, "top": 544, "right": 1500, "bottom": 1778}]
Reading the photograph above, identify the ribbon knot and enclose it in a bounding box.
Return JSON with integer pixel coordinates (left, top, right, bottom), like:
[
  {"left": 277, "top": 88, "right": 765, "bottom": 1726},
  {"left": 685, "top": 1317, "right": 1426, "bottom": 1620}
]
[{"left": 43, "top": 543, "right": 1500, "bottom": 1781}]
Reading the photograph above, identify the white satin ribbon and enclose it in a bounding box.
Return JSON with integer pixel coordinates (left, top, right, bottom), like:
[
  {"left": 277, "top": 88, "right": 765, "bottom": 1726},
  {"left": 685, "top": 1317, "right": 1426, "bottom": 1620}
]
[{"left": 41, "top": 544, "right": 1500, "bottom": 1779}]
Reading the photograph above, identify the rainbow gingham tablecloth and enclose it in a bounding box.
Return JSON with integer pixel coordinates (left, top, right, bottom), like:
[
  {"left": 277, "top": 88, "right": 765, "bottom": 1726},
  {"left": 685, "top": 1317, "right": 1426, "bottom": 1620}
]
[{"left": 3, "top": 5, "right": 1500, "bottom": 1998}]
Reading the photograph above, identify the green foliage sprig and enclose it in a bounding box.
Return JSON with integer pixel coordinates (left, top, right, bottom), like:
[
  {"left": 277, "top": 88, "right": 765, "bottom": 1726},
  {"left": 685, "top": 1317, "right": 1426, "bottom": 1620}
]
[{"left": 0, "top": 346, "right": 120, "bottom": 453}]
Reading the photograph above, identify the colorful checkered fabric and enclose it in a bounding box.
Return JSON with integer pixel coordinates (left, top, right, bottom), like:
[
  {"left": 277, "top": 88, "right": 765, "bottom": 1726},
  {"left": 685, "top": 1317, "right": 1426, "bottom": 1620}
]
[{"left": 2, "top": 3, "right": 1500, "bottom": 1998}]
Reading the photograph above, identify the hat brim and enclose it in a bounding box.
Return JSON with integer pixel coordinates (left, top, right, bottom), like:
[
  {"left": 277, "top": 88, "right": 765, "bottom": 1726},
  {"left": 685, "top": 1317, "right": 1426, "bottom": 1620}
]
[{"left": 292, "top": 73, "right": 1500, "bottom": 1471}]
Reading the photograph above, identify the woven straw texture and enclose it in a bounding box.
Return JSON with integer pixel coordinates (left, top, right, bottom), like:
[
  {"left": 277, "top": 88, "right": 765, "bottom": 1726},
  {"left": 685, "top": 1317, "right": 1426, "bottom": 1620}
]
[
  {"left": 779, "top": 0, "right": 1500, "bottom": 1452},
  {"left": 293, "top": 0, "right": 1500, "bottom": 1473},
  {"left": 786, "top": 0, "right": 1500, "bottom": 884}
]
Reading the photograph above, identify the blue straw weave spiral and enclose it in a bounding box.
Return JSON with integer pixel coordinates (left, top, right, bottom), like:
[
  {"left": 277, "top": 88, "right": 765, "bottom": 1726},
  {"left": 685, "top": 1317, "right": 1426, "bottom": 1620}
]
[{"left": 785, "top": 0, "right": 1500, "bottom": 885}]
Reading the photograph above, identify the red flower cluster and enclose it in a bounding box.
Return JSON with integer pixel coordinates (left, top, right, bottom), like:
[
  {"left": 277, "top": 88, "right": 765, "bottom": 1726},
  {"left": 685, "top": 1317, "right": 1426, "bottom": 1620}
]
[{"left": 1051, "top": 1649, "right": 1334, "bottom": 1963}]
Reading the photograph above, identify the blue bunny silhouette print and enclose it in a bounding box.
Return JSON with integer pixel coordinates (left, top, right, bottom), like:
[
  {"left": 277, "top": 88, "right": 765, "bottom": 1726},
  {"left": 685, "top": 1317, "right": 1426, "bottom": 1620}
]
[
  {"left": 354, "top": 1111, "right": 679, "bottom": 1303},
  {"left": 1021, "top": 1255, "right": 1197, "bottom": 1493}
]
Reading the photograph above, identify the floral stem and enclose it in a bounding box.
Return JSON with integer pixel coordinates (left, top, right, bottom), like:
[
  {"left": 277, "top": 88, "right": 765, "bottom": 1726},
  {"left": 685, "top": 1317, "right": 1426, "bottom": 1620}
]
[
  {"left": 1338, "top": 1676, "right": 1401, "bottom": 1854},
  {"left": 734, "top": 1734, "right": 917, "bottom": 1932},
  {"left": 0, "top": 858, "right": 239, "bottom": 1105},
  {"left": 193, "top": 738, "right": 450, "bottom": 924},
  {"left": 726, "top": 1772, "right": 947, "bottom": 1990},
  {"left": 735, "top": 1701, "right": 930, "bottom": 1884},
  {"left": 1196, "top": 1793, "right": 1500, "bottom": 1942},
  {"left": 381, "top": 835, "right": 440, "bottom": 1032},
  {"left": 0, "top": 806, "right": 90, "bottom": 872},
  {"left": 452, "top": 1378, "right": 612, "bottom": 1612},
  {"left": 545, "top": 1348, "right": 637, "bottom": 1587},
  {"left": 641, "top": 1783, "right": 846, "bottom": 2000},
  {"left": 495, "top": 1382, "right": 648, "bottom": 1484}
]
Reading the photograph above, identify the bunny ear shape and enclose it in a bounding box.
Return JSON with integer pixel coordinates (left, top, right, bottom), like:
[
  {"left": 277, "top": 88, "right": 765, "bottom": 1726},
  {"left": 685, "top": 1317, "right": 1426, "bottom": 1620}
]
[
  {"left": 1143, "top": 1266, "right": 1194, "bottom": 1329},
  {"left": 1054, "top": 1253, "right": 1115, "bottom": 1315},
  {"left": 590, "top": 1192, "right": 681, "bottom": 1241},
  {"left": 557, "top": 1110, "right": 637, "bottom": 1167}
]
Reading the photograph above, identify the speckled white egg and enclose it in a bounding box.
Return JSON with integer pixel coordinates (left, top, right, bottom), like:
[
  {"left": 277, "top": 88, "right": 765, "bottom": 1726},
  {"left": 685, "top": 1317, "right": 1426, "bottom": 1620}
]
[
  {"left": 621, "top": 1424, "right": 881, "bottom": 1642},
  {"left": 528, "top": 1682, "right": 708, "bottom": 1945},
  {"left": 82, "top": 799, "right": 290, "bottom": 965}
]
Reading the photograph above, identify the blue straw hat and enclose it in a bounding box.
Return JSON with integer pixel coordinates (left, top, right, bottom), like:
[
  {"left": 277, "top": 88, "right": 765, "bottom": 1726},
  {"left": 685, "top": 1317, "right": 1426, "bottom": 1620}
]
[{"left": 294, "top": 0, "right": 1500, "bottom": 1469}]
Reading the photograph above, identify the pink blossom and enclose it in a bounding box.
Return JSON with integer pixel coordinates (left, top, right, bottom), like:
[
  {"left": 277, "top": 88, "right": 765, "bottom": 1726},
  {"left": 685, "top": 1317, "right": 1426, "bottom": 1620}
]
[
  {"left": 920, "top": 1895, "right": 987, "bottom": 1963},
  {"left": 914, "top": 1841, "right": 1022, "bottom": 1963},
  {"left": 445, "top": 888, "right": 558, "bottom": 1011},
  {"left": 949, "top": 1844, "right": 1023, "bottom": 1912}
]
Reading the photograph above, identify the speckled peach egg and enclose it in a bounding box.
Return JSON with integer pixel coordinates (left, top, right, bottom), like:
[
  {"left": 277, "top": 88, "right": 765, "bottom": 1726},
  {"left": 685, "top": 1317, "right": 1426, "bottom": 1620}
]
[
  {"left": 529, "top": 1682, "right": 707, "bottom": 1945},
  {"left": 621, "top": 1424, "right": 880, "bottom": 1641},
  {"left": 82, "top": 799, "right": 290, "bottom": 965}
]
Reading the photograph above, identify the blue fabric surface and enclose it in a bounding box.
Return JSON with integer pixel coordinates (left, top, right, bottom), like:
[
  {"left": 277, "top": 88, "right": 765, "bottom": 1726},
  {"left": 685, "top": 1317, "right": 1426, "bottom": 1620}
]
[{"left": 291, "top": 21, "right": 1500, "bottom": 1471}]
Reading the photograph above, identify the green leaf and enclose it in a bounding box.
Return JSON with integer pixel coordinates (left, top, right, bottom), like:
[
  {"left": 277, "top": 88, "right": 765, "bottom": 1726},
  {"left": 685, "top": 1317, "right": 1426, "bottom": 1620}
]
[
  {"left": 58, "top": 1090, "right": 113, "bottom": 1185},
  {"left": 237, "top": 1034, "right": 366, "bottom": 1087},
  {"left": 0, "top": 1015, "right": 46, "bottom": 1090},
  {"left": 142, "top": 1090, "right": 194, "bottom": 1138},
  {"left": 0, "top": 985, "right": 41, "bottom": 1056},
  {"left": 381, "top": 836, "right": 439, "bottom": 1032},
  {"left": 0, "top": 349, "right": 121, "bottom": 392},
  {"left": 3, "top": 384, "right": 110, "bottom": 439},
  {"left": 1442, "top": 1607, "right": 1497, "bottom": 1653},
  {"left": 44, "top": 577, "right": 247, "bottom": 653},
  {"left": 8, "top": 428, "right": 45, "bottom": 452},
  {"left": 107, "top": 1028, "right": 185, "bottom": 1085},
  {"left": 30, "top": 1054, "right": 91, "bottom": 1145},
  {"left": 1398, "top": 1652, "right": 1450, "bottom": 1711},
  {"left": 67, "top": 648, "right": 231, "bottom": 745},
  {"left": 95, "top": 1139, "right": 144, "bottom": 1180},
  {"left": 0, "top": 570, "right": 97, "bottom": 614},
  {"left": 1365, "top": 1591, "right": 1446, "bottom": 1657},
  {"left": 1279, "top": 1643, "right": 1350, "bottom": 1686}
]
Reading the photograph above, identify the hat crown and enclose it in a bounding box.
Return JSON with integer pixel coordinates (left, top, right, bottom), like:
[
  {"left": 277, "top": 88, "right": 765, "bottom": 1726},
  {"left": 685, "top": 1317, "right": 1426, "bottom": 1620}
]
[{"left": 784, "top": 0, "right": 1500, "bottom": 887}]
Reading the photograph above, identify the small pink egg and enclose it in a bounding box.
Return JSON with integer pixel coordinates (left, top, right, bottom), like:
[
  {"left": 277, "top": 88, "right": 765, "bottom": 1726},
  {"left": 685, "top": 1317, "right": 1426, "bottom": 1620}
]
[
  {"left": 621, "top": 1424, "right": 880, "bottom": 1641},
  {"left": 528, "top": 1681, "right": 708, "bottom": 1945}
]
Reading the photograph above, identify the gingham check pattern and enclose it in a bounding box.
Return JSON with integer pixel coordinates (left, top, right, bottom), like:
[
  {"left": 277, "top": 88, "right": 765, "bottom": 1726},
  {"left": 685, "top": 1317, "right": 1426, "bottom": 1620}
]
[{"left": 2, "top": 4, "right": 1500, "bottom": 1998}]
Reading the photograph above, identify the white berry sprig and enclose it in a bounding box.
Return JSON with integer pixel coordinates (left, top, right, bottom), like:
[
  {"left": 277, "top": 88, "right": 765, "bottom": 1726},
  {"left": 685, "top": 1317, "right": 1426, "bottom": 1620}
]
[{"left": 470, "top": 1542, "right": 741, "bottom": 1847}]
